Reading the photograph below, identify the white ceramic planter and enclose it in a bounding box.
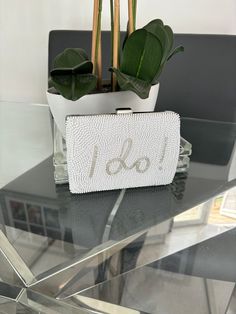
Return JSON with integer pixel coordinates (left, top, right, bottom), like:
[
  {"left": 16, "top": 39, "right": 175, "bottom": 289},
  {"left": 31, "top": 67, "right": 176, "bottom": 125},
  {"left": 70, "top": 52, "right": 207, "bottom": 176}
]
[{"left": 47, "top": 84, "right": 160, "bottom": 138}]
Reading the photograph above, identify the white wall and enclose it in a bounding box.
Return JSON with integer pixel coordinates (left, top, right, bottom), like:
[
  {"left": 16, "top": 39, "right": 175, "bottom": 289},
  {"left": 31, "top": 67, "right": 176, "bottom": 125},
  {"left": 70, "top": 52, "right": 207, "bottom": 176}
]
[{"left": 1, "top": 0, "right": 236, "bottom": 104}]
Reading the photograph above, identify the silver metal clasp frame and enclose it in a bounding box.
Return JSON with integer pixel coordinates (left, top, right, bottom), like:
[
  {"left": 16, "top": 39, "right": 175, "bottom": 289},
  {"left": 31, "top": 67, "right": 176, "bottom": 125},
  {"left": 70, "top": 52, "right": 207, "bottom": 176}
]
[{"left": 116, "top": 108, "right": 133, "bottom": 115}]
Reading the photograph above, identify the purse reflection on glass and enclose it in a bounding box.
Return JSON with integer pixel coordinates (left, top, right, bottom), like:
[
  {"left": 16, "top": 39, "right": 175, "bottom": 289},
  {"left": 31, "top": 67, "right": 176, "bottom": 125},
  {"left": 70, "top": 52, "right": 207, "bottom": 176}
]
[{"left": 66, "top": 111, "right": 180, "bottom": 194}]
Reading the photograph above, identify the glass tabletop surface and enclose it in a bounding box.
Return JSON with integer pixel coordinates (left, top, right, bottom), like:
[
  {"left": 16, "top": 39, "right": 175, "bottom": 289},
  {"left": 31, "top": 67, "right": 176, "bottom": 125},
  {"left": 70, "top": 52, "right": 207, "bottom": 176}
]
[{"left": 0, "top": 102, "right": 236, "bottom": 313}]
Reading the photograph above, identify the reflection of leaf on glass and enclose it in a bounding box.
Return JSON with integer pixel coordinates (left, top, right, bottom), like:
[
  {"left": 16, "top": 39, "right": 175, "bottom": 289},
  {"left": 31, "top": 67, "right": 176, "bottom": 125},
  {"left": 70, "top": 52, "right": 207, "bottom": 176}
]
[
  {"left": 44, "top": 208, "right": 60, "bottom": 229},
  {"left": 10, "top": 200, "right": 26, "bottom": 221}
]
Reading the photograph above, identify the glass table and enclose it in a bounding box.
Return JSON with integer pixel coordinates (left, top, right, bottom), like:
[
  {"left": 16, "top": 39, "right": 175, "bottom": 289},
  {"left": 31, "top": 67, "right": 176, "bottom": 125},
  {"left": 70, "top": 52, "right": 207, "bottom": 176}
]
[{"left": 0, "top": 102, "right": 236, "bottom": 313}]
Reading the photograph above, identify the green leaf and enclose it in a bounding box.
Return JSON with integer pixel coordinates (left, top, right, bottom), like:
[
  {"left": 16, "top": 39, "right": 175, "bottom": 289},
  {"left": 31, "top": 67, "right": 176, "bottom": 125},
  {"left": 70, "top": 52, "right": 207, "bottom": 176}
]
[
  {"left": 143, "top": 22, "right": 178, "bottom": 84},
  {"left": 143, "top": 19, "right": 166, "bottom": 49},
  {"left": 151, "top": 65, "right": 164, "bottom": 84},
  {"left": 152, "top": 45, "right": 184, "bottom": 85},
  {"left": 110, "top": 68, "right": 151, "bottom": 99},
  {"left": 50, "top": 48, "right": 96, "bottom": 101},
  {"left": 51, "top": 61, "right": 93, "bottom": 76},
  {"left": 164, "top": 25, "right": 174, "bottom": 55},
  {"left": 144, "top": 19, "right": 164, "bottom": 29},
  {"left": 167, "top": 45, "right": 184, "bottom": 60},
  {"left": 118, "top": 20, "right": 184, "bottom": 89},
  {"left": 53, "top": 48, "right": 89, "bottom": 69},
  {"left": 121, "top": 29, "right": 163, "bottom": 83},
  {"left": 51, "top": 73, "right": 97, "bottom": 101},
  {"left": 72, "top": 61, "right": 93, "bottom": 74},
  {"left": 143, "top": 20, "right": 174, "bottom": 65}
]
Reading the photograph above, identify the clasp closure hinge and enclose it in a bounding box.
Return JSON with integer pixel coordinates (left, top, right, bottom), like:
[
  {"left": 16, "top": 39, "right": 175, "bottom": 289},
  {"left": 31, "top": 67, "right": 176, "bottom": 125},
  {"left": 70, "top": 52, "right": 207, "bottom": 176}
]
[{"left": 116, "top": 108, "right": 133, "bottom": 115}]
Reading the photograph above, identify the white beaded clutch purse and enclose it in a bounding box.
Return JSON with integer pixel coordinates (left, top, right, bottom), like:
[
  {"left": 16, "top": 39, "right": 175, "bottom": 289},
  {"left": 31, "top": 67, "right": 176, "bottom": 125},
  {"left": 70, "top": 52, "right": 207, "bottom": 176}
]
[{"left": 66, "top": 111, "right": 180, "bottom": 194}]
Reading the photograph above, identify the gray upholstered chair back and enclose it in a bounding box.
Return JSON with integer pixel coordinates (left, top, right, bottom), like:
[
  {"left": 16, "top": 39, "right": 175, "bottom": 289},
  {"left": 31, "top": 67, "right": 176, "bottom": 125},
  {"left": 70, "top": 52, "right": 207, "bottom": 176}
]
[{"left": 158, "top": 34, "right": 236, "bottom": 122}]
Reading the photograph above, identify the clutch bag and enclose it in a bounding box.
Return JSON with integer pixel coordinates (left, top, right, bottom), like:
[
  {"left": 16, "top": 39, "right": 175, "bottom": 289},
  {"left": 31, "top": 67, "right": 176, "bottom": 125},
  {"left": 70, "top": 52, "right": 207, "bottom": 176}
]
[{"left": 66, "top": 111, "right": 180, "bottom": 194}]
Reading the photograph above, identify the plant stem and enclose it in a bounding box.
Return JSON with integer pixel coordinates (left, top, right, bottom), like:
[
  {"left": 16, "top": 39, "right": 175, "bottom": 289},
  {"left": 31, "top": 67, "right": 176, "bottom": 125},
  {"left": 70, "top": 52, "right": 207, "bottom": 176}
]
[
  {"left": 92, "top": 0, "right": 103, "bottom": 90},
  {"left": 110, "top": 0, "right": 114, "bottom": 67},
  {"left": 112, "top": 0, "right": 120, "bottom": 91},
  {"left": 128, "top": 0, "right": 137, "bottom": 35},
  {"left": 92, "top": 0, "right": 98, "bottom": 72},
  {"left": 133, "top": 0, "right": 137, "bottom": 30},
  {"left": 128, "top": 0, "right": 134, "bottom": 35},
  {"left": 110, "top": 0, "right": 114, "bottom": 87},
  {"left": 97, "top": 31, "right": 102, "bottom": 90}
]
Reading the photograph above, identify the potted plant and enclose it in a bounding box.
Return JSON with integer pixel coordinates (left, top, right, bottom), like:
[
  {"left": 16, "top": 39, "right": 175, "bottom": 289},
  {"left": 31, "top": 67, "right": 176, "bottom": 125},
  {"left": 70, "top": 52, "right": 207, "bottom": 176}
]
[
  {"left": 47, "top": 0, "right": 184, "bottom": 183},
  {"left": 47, "top": 0, "right": 183, "bottom": 137}
]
